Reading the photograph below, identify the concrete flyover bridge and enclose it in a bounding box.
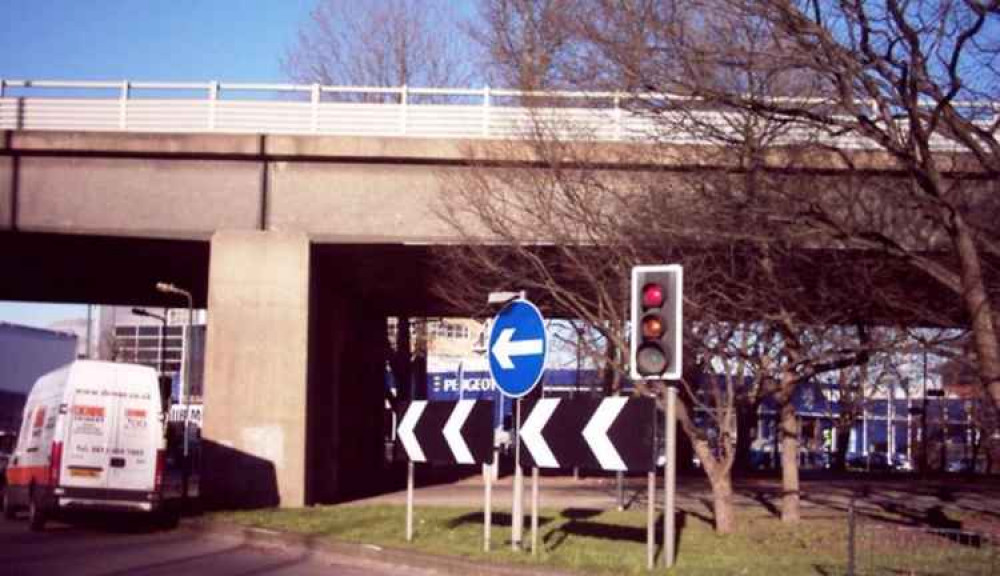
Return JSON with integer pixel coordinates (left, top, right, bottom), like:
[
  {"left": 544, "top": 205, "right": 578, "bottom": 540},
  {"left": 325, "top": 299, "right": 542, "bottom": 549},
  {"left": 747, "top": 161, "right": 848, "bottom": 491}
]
[{"left": 0, "top": 79, "right": 989, "bottom": 509}]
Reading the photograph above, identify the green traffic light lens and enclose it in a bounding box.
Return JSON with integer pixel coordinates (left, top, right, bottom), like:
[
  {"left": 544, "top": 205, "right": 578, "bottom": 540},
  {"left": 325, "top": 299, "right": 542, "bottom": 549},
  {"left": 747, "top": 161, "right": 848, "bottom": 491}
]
[{"left": 636, "top": 343, "right": 668, "bottom": 375}]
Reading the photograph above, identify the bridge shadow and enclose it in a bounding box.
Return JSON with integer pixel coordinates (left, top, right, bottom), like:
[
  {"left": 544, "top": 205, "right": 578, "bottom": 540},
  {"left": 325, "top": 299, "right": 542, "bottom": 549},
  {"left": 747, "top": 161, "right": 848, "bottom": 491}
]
[{"left": 200, "top": 440, "right": 279, "bottom": 510}]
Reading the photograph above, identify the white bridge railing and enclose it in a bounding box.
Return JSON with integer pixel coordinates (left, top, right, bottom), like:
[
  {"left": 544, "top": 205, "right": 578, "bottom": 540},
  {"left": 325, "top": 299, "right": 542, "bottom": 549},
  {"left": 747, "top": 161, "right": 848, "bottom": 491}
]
[
  {"left": 0, "top": 80, "right": 991, "bottom": 150},
  {"left": 0, "top": 80, "right": 674, "bottom": 141}
]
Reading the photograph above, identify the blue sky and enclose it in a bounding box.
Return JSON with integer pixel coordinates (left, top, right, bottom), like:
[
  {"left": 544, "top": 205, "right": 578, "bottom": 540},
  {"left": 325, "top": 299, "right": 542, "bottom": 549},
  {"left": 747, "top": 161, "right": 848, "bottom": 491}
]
[
  {"left": 0, "top": 0, "right": 315, "bottom": 82},
  {"left": 1, "top": 0, "right": 319, "bottom": 327}
]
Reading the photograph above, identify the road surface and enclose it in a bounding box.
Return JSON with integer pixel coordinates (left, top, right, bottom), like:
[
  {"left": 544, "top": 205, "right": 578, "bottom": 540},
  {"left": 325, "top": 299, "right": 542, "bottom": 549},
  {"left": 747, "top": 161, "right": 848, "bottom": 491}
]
[{"left": 0, "top": 512, "right": 410, "bottom": 576}]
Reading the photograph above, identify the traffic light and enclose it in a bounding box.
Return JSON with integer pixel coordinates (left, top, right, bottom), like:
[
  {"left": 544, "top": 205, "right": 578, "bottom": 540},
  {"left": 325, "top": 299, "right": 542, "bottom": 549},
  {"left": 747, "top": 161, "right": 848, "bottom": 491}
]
[{"left": 630, "top": 265, "right": 682, "bottom": 380}]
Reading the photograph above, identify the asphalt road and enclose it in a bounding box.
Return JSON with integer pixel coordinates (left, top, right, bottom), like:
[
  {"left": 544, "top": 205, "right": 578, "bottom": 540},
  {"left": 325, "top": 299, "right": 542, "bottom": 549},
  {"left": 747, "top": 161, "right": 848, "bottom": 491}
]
[{"left": 0, "top": 512, "right": 406, "bottom": 576}]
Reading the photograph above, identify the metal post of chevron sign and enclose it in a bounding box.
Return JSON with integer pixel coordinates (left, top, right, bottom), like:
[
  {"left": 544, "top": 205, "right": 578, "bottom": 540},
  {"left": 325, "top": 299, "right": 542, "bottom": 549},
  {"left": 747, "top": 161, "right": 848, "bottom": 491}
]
[
  {"left": 518, "top": 395, "right": 658, "bottom": 567},
  {"left": 397, "top": 400, "right": 494, "bottom": 541}
]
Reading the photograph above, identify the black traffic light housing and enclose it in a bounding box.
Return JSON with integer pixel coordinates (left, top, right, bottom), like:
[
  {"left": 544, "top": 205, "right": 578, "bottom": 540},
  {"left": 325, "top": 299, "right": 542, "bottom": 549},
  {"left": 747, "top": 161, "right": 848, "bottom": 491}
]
[{"left": 630, "top": 265, "right": 682, "bottom": 380}]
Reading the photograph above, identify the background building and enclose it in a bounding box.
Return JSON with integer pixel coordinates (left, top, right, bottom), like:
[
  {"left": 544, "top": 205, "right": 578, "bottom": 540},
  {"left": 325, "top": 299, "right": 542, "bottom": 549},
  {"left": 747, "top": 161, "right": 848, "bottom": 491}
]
[{"left": 0, "top": 323, "right": 77, "bottom": 449}]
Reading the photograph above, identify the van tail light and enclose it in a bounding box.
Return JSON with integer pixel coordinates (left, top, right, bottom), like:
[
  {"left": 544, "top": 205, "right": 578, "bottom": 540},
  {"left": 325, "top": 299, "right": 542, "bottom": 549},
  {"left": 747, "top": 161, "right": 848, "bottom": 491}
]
[
  {"left": 154, "top": 449, "right": 166, "bottom": 492},
  {"left": 49, "top": 441, "right": 63, "bottom": 487}
]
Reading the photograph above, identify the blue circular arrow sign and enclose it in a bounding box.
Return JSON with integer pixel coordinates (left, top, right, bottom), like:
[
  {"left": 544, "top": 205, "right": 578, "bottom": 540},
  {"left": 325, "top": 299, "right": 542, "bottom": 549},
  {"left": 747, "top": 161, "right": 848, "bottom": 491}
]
[{"left": 488, "top": 299, "right": 548, "bottom": 398}]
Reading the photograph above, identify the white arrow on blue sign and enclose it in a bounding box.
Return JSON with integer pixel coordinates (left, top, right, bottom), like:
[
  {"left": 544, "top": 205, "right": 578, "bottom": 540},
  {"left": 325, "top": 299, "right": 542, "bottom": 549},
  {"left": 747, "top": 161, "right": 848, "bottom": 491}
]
[{"left": 488, "top": 299, "right": 548, "bottom": 398}]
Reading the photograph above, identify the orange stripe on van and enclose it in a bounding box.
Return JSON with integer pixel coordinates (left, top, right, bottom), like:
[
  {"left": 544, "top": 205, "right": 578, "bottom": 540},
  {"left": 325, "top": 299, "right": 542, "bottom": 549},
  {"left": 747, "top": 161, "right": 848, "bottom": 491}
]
[
  {"left": 73, "top": 405, "right": 105, "bottom": 418},
  {"left": 5, "top": 465, "right": 52, "bottom": 488}
]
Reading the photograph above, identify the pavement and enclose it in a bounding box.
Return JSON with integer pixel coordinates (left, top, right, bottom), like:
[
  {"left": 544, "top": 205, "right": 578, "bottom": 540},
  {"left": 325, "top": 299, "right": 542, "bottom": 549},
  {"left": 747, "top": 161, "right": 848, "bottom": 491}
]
[
  {"left": 187, "top": 520, "right": 576, "bottom": 576},
  {"left": 350, "top": 471, "right": 1000, "bottom": 527}
]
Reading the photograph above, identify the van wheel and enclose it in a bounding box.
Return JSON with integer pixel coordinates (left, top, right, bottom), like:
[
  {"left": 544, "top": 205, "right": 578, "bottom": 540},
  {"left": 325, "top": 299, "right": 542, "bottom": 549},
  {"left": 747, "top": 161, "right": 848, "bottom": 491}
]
[
  {"left": 2, "top": 490, "right": 17, "bottom": 521},
  {"left": 27, "top": 493, "right": 46, "bottom": 531},
  {"left": 153, "top": 499, "right": 180, "bottom": 530},
  {"left": 156, "top": 506, "right": 180, "bottom": 530}
]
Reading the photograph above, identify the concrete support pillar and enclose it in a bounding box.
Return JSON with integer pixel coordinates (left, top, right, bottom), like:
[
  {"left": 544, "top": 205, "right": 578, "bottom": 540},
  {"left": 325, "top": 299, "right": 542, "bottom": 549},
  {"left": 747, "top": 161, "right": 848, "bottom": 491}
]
[{"left": 202, "top": 230, "right": 310, "bottom": 508}]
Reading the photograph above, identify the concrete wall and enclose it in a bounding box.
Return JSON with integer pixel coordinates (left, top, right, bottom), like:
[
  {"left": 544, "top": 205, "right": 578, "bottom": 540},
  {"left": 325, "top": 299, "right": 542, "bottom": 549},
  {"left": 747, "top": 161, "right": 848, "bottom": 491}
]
[
  {"left": 269, "top": 162, "right": 460, "bottom": 242},
  {"left": 201, "top": 230, "right": 310, "bottom": 508},
  {"left": 306, "top": 268, "right": 389, "bottom": 504},
  {"left": 0, "top": 156, "right": 12, "bottom": 229},
  {"left": 15, "top": 156, "right": 263, "bottom": 239}
]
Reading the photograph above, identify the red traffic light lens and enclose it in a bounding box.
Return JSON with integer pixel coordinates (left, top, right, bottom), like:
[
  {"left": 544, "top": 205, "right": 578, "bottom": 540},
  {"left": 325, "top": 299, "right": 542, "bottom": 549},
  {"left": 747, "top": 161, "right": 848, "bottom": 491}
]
[
  {"left": 636, "top": 343, "right": 668, "bottom": 375},
  {"left": 642, "top": 283, "right": 664, "bottom": 308},
  {"left": 641, "top": 315, "right": 664, "bottom": 339}
]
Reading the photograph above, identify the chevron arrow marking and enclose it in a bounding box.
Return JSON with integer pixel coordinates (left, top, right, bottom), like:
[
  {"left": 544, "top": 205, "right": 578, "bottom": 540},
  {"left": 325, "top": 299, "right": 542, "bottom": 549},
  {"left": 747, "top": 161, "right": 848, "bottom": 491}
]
[
  {"left": 398, "top": 401, "right": 426, "bottom": 463},
  {"left": 443, "top": 399, "right": 476, "bottom": 465},
  {"left": 521, "top": 398, "right": 560, "bottom": 468},
  {"left": 582, "top": 397, "right": 628, "bottom": 471}
]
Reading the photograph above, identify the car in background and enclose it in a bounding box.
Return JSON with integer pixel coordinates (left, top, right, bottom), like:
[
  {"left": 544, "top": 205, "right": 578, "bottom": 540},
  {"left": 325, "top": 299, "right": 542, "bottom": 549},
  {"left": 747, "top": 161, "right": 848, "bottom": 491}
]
[
  {"left": 891, "top": 454, "right": 914, "bottom": 472},
  {"left": 0, "top": 452, "right": 9, "bottom": 490},
  {"left": 846, "top": 452, "right": 867, "bottom": 470},
  {"left": 946, "top": 458, "right": 976, "bottom": 474}
]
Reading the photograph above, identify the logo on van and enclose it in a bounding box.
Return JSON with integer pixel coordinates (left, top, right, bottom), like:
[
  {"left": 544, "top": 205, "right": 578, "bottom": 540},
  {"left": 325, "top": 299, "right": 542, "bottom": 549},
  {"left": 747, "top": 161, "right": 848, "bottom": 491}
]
[
  {"left": 71, "top": 405, "right": 106, "bottom": 437},
  {"left": 73, "top": 405, "right": 105, "bottom": 419},
  {"left": 33, "top": 407, "right": 47, "bottom": 428},
  {"left": 125, "top": 409, "right": 148, "bottom": 429}
]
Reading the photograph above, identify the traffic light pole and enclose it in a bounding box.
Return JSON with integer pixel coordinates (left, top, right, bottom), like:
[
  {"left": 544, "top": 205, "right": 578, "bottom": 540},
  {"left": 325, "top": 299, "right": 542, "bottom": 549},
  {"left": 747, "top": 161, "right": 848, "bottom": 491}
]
[{"left": 663, "top": 384, "right": 678, "bottom": 569}]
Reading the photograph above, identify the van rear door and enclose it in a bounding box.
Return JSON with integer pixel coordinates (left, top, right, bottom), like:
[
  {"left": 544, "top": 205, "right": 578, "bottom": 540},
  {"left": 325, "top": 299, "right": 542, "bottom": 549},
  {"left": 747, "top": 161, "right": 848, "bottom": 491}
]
[
  {"left": 105, "top": 365, "right": 159, "bottom": 494},
  {"left": 62, "top": 365, "right": 113, "bottom": 492}
]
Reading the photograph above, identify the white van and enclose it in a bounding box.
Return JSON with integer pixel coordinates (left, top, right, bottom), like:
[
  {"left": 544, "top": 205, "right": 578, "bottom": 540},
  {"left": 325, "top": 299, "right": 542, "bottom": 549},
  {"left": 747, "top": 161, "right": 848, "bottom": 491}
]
[{"left": 2, "top": 360, "right": 182, "bottom": 530}]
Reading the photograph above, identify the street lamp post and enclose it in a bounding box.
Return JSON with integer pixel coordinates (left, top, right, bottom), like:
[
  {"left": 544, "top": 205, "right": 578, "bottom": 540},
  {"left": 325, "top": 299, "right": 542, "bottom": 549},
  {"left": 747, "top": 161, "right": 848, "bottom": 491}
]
[
  {"left": 131, "top": 307, "right": 167, "bottom": 375},
  {"left": 156, "top": 282, "right": 194, "bottom": 502}
]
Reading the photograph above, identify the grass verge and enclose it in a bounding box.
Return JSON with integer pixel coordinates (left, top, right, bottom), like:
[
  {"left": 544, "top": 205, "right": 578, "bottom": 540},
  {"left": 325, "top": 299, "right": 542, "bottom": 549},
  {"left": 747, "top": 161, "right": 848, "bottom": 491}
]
[{"left": 213, "top": 505, "right": 858, "bottom": 575}]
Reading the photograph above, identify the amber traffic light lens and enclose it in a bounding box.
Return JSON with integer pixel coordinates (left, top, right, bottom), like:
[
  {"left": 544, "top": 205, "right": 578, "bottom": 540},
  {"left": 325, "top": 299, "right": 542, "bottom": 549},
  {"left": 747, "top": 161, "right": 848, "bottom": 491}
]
[
  {"left": 642, "top": 283, "right": 664, "bottom": 308},
  {"left": 636, "top": 343, "right": 668, "bottom": 375},
  {"left": 641, "top": 315, "right": 664, "bottom": 339}
]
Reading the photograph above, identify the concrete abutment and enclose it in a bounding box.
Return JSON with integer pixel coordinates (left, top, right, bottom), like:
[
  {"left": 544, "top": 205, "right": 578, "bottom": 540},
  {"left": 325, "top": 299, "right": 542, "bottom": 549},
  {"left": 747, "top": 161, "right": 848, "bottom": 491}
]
[{"left": 201, "top": 230, "right": 391, "bottom": 509}]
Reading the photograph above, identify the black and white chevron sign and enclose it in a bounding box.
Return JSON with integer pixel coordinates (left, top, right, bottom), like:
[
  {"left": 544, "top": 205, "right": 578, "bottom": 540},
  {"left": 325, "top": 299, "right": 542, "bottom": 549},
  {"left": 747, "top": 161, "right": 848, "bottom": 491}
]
[
  {"left": 397, "top": 400, "right": 494, "bottom": 465},
  {"left": 519, "top": 397, "right": 656, "bottom": 472}
]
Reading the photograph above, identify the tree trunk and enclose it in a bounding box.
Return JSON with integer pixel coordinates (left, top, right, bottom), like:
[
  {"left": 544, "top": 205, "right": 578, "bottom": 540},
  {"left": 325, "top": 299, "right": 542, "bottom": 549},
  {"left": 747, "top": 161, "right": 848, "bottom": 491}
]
[
  {"left": 734, "top": 400, "right": 758, "bottom": 476},
  {"left": 690, "top": 438, "right": 737, "bottom": 534},
  {"left": 779, "top": 400, "right": 801, "bottom": 523},
  {"left": 953, "top": 219, "right": 1000, "bottom": 435},
  {"left": 710, "top": 474, "right": 736, "bottom": 534},
  {"left": 832, "top": 418, "right": 852, "bottom": 473}
]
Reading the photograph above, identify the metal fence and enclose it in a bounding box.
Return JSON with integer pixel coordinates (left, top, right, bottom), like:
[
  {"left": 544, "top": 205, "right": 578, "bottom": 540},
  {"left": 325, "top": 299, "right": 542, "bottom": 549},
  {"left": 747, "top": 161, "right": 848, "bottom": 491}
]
[
  {"left": 0, "top": 79, "right": 977, "bottom": 150},
  {"left": 849, "top": 503, "right": 998, "bottom": 575}
]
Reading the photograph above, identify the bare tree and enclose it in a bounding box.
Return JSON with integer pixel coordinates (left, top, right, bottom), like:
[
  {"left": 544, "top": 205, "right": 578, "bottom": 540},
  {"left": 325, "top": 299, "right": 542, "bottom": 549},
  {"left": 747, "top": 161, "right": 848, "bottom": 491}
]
[
  {"left": 470, "top": 0, "right": 582, "bottom": 90},
  {"left": 284, "top": 0, "right": 475, "bottom": 90},
  {"left": 657, "top": 0, "right": 1000, "bottom": 431}
]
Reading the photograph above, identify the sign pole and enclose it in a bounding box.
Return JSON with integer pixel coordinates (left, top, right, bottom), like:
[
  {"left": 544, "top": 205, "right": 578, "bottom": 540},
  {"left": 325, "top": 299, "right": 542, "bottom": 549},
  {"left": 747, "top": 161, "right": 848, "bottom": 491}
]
[
  {"left": 512, "top": 397, "right": 523, "bottom": 550},
  {"left": 486, "top": 296, "right": 546, "bottom": 553},
  {"left": 647, "top": 470, "right": 655, "bottom": 571},
  {"left": 406, "top": 460, "right": 415, "bottom": 542},
  {"left": 531, "top": 466, "right": 539, "bottom": 555},
  {"left": 484, "top": 461, "right": 492, "bottom": 552},
  {"left": 663, "top": 385, "right": 677, "bottom": 568}
]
